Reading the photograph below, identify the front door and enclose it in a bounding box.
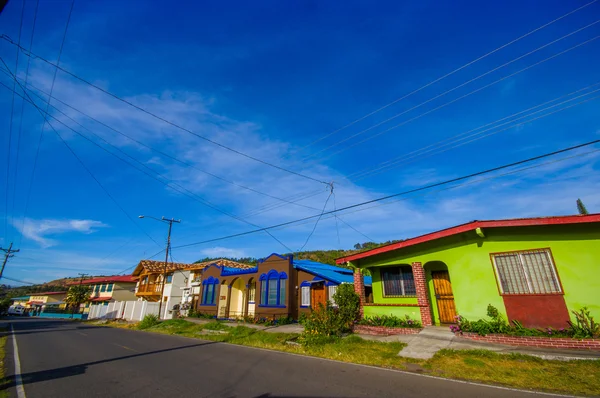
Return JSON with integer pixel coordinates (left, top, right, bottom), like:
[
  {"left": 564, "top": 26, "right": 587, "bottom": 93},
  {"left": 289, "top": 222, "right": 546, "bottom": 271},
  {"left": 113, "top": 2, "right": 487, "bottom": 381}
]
[
  {"left": 311, "top": 285, "right": 326, "bottom": 309},
  {"left": 432, "top": 271, "right": 457, "bottom": 323}
]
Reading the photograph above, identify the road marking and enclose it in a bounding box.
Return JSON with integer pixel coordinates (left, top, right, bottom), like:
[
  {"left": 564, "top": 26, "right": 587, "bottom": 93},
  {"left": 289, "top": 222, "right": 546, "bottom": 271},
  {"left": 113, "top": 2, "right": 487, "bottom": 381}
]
[
  {"left": 112, "top": 343, "right": 136, "bottom": 352},
  {"left": 10, "top": 324, "right": 27, "bottom": 398},
  {"left": 76, "top": 332, "right": 88, "bottom": 336}
]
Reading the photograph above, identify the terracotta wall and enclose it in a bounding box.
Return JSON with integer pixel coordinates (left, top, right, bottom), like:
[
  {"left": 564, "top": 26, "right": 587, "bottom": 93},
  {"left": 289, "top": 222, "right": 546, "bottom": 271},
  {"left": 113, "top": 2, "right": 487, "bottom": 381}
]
[{"left": 502, "top": 294, "right": 570, "bottom": 328}]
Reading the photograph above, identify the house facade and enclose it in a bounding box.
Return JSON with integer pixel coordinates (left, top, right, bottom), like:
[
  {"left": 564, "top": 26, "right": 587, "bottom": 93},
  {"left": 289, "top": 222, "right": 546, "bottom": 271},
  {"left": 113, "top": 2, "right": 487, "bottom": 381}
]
[
  {"left": 27, "top": 292, "right": 67, "bottom": 314},
  {"left": 69, "top": 276, "right": 137, "bottom": 314},
  {"left": 196, "top": 253, "right": 372, "bottom": 320},
  {"left": 336, "top": 214, "right": 600, "bottom": 329}
]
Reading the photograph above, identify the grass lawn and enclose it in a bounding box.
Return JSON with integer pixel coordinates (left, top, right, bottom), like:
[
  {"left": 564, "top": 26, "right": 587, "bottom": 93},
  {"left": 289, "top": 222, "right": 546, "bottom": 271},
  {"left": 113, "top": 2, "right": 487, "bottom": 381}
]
[
  {"left": 0, "top": 327, "right": 8, "bottom": 398},
  {"left": 99, "top": 319, "right": 600, "bottom": 396}
]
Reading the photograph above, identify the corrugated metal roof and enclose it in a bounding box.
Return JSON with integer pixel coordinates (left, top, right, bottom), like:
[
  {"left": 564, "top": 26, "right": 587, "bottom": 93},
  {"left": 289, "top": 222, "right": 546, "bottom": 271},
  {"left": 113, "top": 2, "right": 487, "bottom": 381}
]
[{"left": 293, "top": 259, "right": 372, "bottom": 286}]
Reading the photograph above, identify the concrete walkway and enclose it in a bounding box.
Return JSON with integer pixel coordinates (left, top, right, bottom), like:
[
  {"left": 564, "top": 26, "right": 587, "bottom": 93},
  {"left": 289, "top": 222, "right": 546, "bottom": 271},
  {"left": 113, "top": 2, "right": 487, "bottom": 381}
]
[{"left": 358, "top": 326, "right": 600, "bottom": 361}]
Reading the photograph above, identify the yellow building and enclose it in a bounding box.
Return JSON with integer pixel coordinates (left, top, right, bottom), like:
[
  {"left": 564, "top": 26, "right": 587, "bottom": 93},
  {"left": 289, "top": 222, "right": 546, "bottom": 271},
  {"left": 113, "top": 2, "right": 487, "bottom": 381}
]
[
  {"left": 27, "top": 291, "right": 68, "bottom": 312},
  {"left": 69, "top": 275, "right": 138, "bottom": 314}
]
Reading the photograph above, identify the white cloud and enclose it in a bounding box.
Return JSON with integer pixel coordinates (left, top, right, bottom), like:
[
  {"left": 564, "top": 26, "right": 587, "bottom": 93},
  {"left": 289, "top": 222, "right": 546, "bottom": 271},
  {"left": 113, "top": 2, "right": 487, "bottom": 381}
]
[
  {"left": 14, "top": 218, "right": 108, "bottom": 248},
  {"left": 200, "top": 247, "right": 246, "bottom": 259}
]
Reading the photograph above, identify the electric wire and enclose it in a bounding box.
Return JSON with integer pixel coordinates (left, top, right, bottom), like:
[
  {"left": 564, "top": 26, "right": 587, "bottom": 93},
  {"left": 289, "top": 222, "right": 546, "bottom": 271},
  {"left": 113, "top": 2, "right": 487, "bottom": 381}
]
[
  {"left": 347, "top": 81, "right": 600, "bottom": 181},
  {"left": 4, "top": 0, "right": 25, "bottom": 242},
  {"left": 0, "top": 70, "right": 327, "bottom": 216},
  {"left": 0, "top": 76, "right": 293, "bottom": 253},
  {"left": 297, "top": 190, "right": 333, "bottom": 252},
  {"left": 16, "top": 0, "right": 74, "bottom": 247},
  {"left": 0, "top": 34, "right": 330, "bottom": 187},
  {"left": 290, "top": 0, "right": 598, "bottom": 155},
  {"left": 0, "top": 56, "right": 163, "bottom": 249},
  {"left": 302, "top": 20, "right": 600, "bottom": 162},
  {"left": 13, "top": 0, "right": 39, "bottom": 249},
  {"left": 350, "top": 87, "right": 600, "bottom": 182},
  {"left": 311, "top": 35, "right": 600, "bottom": 164},
  {"left": 172, "top": 139, "right": 600, "bottom": 249}
]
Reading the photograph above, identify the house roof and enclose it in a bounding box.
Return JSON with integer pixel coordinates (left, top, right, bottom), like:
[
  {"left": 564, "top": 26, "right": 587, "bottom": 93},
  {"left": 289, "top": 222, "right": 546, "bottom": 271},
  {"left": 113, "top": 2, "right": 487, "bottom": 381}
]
[
  {"left": 293, "top": 259, "right": 372, "bottom": 286},
  {"left": 188, "top": 258, "right": 254, "bottom": 271},
  {"left": 132, "top": 260, "right": 193, "bottom": 276},
  {"left": 27, "top": 300, "right": 44, "bottom": 305},
  {"left": 68, "top": 275, "right": 136, "bottom": 285},
  {"left": 12, "top": 296, "right": 30, "bottom": 300},
  {"left": 336, "top": 213, "right": 600, "bottom": 264},
  {"left": 89, "top": 297, "right": 111, "bottom": 302}
]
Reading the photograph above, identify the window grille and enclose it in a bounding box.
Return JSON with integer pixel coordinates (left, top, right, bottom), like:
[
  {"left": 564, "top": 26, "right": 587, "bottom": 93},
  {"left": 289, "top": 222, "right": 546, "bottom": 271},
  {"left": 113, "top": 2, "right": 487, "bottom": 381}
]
[
  {"left": 492, "top": 249, "right": 561, "bottom": 294},
  {"left": 381, "top": 266, "right": 416, "bottom": 296}
]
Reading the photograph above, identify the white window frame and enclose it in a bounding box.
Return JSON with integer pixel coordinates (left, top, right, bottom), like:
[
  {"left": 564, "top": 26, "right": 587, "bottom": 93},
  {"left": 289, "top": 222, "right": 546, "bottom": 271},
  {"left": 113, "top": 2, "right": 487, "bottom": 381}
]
[
  {"left": 328, "top": 285, "right": 338, "bottom": 306},
  {"left": 491, "top": 248, "right": 562, "bottom": 295},
  {"left": 301, "top": 286, "right": 311, "bottom": 307}
]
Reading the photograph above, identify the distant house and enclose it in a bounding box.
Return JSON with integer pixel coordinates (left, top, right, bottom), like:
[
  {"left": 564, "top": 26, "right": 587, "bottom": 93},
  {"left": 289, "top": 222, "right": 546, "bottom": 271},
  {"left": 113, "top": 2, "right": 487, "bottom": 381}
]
[
  {"left": 11, "top": 296, "right": 30, "bottom": 307},
  {"left": 132, "top": 258, "right": 252, "bottom": 319},
  {"left": 27, "top": 292, "right": 67, "bottom": 314},
  {"left": 68, "top": 276, "right": 137, "bottom": 315},
  {"left": 336, "top": 213, "right": 600, "bottom": 328},
  {"left": 196, "top": 253, "right": 372, "bottom": 320},
  {"left": 181, "top": 259, "right": 255, "bottom": 311}
]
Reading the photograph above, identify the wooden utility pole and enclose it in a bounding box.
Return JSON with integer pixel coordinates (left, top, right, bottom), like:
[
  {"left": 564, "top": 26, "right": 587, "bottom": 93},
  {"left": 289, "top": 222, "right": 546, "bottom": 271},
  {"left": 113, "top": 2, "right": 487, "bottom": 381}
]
[{"left": 0, "top": 242, "right": 19, "bottom": 279}]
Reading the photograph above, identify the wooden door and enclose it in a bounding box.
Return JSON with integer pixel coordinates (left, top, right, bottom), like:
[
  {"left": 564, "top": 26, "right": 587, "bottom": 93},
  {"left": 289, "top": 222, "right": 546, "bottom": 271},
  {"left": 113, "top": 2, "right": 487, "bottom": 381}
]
[
  {"left": 432, "top": 271, "right": 457, "bottom": 323},
  {"left": 311, "top": 285, "right": 326, "bottom": 309}
]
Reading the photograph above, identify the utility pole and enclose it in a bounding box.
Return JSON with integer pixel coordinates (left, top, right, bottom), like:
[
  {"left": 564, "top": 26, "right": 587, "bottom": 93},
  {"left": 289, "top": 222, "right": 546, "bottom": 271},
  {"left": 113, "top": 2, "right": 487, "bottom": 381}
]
[
  {"left": 139, "top": 215, "right": 181, "bottom": 319},
  {"left": 0, "top": 242, "right": 19, "bottom": 279}
]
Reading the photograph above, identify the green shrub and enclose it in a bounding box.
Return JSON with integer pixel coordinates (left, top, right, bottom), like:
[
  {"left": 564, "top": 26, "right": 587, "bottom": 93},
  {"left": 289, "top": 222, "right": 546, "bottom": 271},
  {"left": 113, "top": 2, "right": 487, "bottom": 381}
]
[
  {"left": 358, "top": 314, "right": 422, "bottom": 328},
  {"left": 569, "top": 307, "right": 600, "bottom": 338},
  {"left": 275, "top": 316, "right": 293, "bottom": 325},
  {"left": 299, "top": 303, "right": 345, "bottom": 345},
  {"left": 451, "top": 305, "right": 596, "bottom": 338},
  {"left": 138, "top": 314, "right": 160, "bottom": 329},
  {"left": 332, "top": 283, "right": 360, "bottom": 331}
]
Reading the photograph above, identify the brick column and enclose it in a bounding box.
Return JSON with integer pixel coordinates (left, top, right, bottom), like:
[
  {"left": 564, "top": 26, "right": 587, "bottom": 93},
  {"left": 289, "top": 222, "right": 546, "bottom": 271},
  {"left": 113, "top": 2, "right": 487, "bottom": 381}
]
[
  {"left": 353, "top": 267, "right": 366, "bottom": 318},
  {"left": 412, "top": 262, "right": 432, "bottom": 326}
]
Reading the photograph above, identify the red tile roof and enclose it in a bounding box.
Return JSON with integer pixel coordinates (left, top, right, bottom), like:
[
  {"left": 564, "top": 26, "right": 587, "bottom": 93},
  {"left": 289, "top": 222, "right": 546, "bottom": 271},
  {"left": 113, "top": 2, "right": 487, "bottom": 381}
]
[
  {"left": 27, "top": 300, "right": 44, "bottom": 305},
  {"left": 68, "top": 275, "right": 136, "bottom": 285},
  {"left": 89, "top": 297, "right": 111, "bottom": 302},
  {"left": 336, "top": 213, "right": 600, "bottom": 264}
]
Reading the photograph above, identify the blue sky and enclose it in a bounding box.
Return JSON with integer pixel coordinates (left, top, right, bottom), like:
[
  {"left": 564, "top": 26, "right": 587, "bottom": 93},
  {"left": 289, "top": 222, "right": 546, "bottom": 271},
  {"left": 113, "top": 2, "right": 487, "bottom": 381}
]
[{"left": 1, "top": 0, "right": 599, "bottom": 284}]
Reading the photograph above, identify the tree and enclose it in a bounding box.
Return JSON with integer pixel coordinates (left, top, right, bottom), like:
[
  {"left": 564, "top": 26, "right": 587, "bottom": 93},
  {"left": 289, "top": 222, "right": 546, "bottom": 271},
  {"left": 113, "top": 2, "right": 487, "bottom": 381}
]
[
  {"left": 65, "top": 285, "right": 92, "bottom": 313},
  {"left": 577, "top": 198, "right": 589, "bottom": 215}
]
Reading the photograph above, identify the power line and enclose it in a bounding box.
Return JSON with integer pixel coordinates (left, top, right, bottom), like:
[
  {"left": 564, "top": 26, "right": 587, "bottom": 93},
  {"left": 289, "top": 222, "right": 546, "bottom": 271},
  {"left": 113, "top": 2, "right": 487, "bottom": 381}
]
[
  {"left": 0, "top": 56, "right": 163, "bottom": 249},
  {"left": 0, "top": 71, "right": 327, "bottom": 217},
  {"left": 17, "top": 0, "right": 74, "bottom": 247},
  {"left": 348, "top": 81, "right": 600, "bottom": 181},
  {"left": 0, "top": 75, "right": 300, "bottom": 253},
  {"left": 290, "top": 0, "right": 598, "bottom": 155},
  {"left": 350, "top": 86, "right": 600, "bottom": 182},
  {"left": 310, "top": 34, "right": 600, "bottom": 164},
  {"left": 0, "top": 73, "right": 291, "bottom": 251},
  {"left": 297, "top": 187, "right": 333, "bottom": 251},
  {"left": 12, "top": 0, "right": 39, "bottom": 248},
  {"left": 4, "top": 0, "right": 25, "bottom": 242},
  {"left": 0, "top": 34, "right": 330, "bottom": 187},
  {"left": 275, "top": 148, "right": 600, "bottom": 233},
  {"left": 172, "top": 138, "right": 600, "bottom": 249}
]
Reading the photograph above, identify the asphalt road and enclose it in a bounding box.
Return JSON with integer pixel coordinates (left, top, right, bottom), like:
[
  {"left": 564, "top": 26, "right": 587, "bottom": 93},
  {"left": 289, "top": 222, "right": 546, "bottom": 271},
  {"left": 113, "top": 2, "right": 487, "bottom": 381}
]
[{"left": 2, "top": 318, "right": 551, "bottom": 398}]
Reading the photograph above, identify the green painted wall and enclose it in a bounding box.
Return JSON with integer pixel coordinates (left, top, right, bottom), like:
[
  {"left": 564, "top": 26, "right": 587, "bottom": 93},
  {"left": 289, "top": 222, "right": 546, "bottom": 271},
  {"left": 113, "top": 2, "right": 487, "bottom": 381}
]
[
  {"left": 355, "top": 224, "right": 600, "bottom": 325},
  {"left": 364, "top": 305, "right": 421, "bottom": 320}
]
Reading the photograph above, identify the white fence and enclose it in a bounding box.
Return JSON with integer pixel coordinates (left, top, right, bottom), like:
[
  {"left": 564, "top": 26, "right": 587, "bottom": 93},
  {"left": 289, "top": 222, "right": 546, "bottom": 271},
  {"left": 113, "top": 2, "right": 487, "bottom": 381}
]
[{"left": 88, "top": 300, "right": 167, "bottom": 321}]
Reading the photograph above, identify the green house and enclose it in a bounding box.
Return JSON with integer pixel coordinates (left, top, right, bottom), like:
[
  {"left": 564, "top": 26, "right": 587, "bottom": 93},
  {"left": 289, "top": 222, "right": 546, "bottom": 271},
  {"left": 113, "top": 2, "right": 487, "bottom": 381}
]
[{"left": 336, "top": 214, "right": 600, "bottom": 328}]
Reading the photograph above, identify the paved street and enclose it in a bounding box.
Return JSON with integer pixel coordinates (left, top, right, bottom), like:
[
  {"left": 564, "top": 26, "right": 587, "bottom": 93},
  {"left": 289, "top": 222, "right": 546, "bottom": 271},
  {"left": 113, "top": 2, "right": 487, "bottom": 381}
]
[{"left": 3, "top": 318, "right": 546, "bottom": 398}]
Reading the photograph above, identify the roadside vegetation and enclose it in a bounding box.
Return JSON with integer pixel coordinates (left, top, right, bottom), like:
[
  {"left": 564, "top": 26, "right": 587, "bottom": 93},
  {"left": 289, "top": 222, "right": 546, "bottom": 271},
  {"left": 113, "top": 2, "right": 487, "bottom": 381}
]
[
  {"left": 452, "top": 304, "right": 600, "bottom": 338},
  {"left": 0, "top": 327, "right": 8, "bottom": 398}
]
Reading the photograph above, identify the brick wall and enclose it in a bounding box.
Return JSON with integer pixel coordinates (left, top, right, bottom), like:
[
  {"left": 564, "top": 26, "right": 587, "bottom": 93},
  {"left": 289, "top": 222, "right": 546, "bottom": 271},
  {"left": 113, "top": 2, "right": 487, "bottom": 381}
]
[
  {"left": 353, "top": 268, "right": 366, "bottom": 318},
  {"left": 458, "top": 332, "right": 600, "bottom": 351},
  {"left": 354, "top": 325, "right": 423, "bottom": 336},
  {"left": 411, "top": 262, "right": 433, "bottom": 326}
]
